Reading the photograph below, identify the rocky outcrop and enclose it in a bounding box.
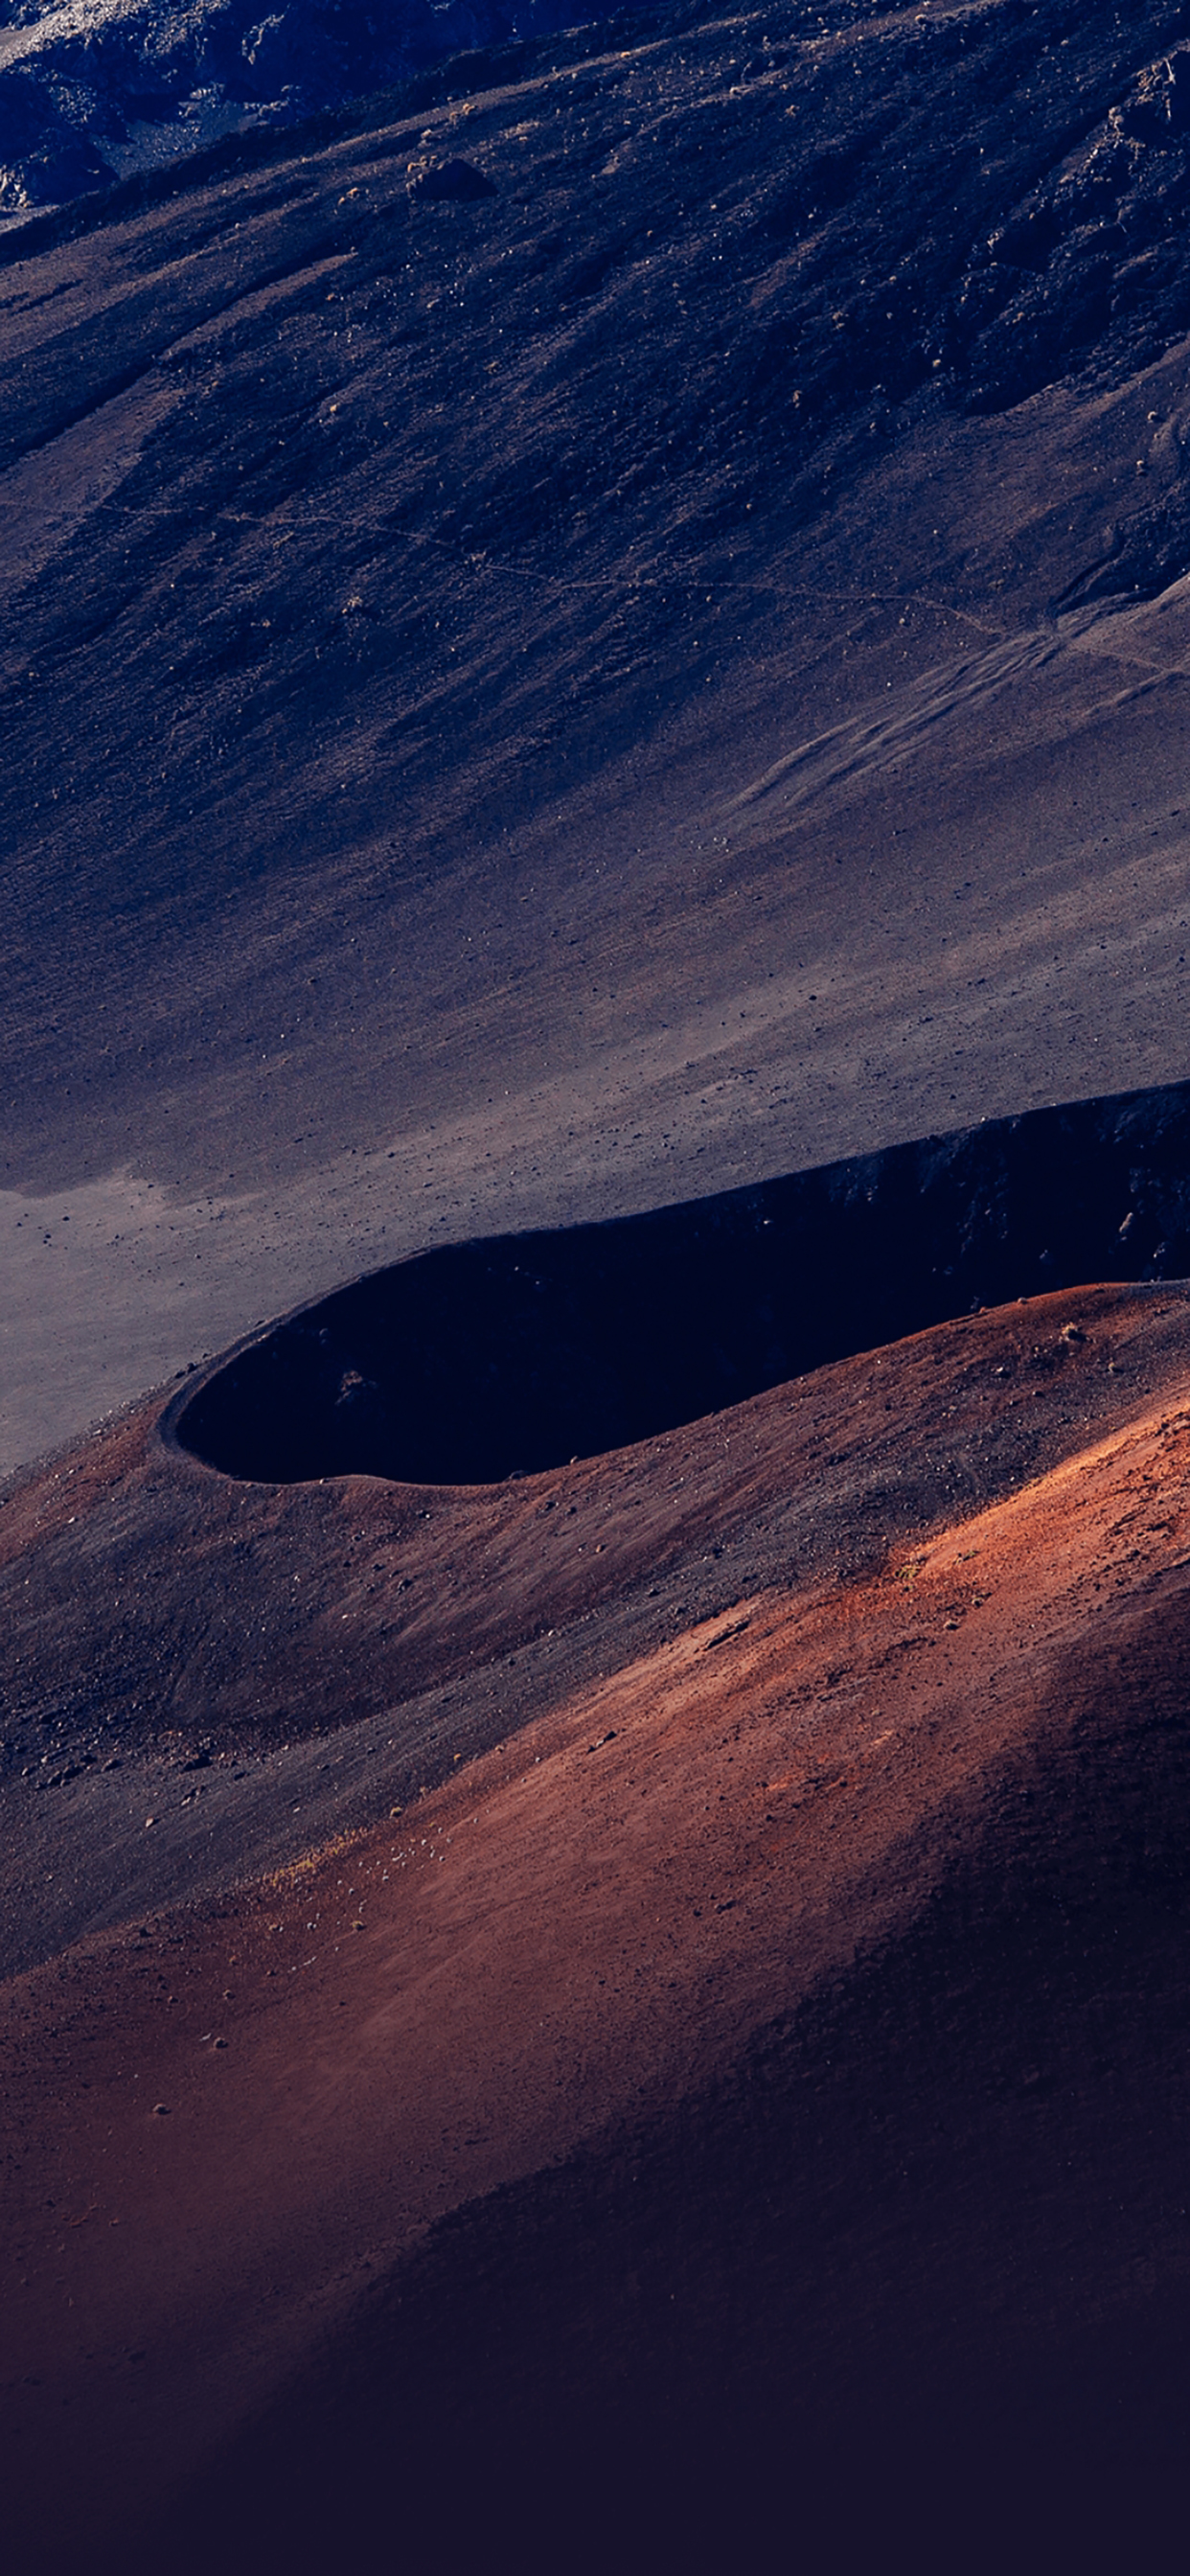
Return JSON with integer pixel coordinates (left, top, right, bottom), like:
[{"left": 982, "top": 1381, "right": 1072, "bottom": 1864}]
[
  {"left": 930, "top": 39, "right": 1190, "bottom": 435},
  {"left": 0, "top": 0, "right": 615, "bottom": 215}
]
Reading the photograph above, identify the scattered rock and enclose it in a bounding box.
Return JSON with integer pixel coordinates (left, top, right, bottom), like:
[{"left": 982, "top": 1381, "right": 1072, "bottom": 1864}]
[
  {"left": 406, "top": 156, "right": 497, "bottom": 204},
  {"left": 1112, "top": 50, "right": 1190, "bottom": 144},
  {"left": 0, "top": 0, "right": 595, "bottom": 219}
]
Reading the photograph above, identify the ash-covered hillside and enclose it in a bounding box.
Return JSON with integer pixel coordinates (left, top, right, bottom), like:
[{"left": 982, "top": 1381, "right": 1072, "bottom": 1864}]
[
  {"left": 8, "top": 13, "right": 1190, "bottom": 2562},
  {"left": 0, "top": 0, "right": 619, "bottom": 213},
  {"left": 7, "top": 0, "right": 1190, "bottom": 1464}
]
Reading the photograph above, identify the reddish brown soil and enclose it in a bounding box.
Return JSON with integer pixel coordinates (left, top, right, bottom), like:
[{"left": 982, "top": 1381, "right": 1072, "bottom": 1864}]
[
  {"left": 5, "top": 1281, "right": 1190, "bottom": 1963},
  {"left": 7, "top": 8, "right": 1190, "bottom": 2559},
  {"left": 5, "top": 1287, "right": 1190, "bottom": 2567}
]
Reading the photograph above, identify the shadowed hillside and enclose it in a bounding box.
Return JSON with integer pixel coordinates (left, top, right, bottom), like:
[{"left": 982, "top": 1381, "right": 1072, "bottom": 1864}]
[
  {"left": 5, "top": 1284, "right": 1190, "bottom": 2569},
  {"left": 8, "top": 0, "right": 1190, "bottom": 1198},
  {"left": 0, "top": 0, "right": 619, "bottom": 213},
  {"left": 7, "top": 1, "right": 1190, "bottom": 1469},
  {"left": 6, "top": 7, "right": 1190, "bottom": 2565}
]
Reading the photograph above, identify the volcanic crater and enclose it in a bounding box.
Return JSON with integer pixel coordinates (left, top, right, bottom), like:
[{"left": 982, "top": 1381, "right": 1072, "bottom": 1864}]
[
  {"left": 171, "top": 1078, "right": 1190, "bottom": 1484},
  {"left": 9, "top": 0, "right": 1190, "bottom": 2564}
]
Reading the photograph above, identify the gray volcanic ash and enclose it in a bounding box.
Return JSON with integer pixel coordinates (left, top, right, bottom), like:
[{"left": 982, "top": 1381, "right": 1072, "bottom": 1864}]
[{"left": 7, "top": 1, "right": 1190, "bottom": 1468}]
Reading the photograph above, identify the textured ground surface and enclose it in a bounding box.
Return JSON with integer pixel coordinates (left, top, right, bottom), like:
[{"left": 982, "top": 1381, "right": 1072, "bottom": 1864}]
[
  {"left": 0, "top": 0, "right": 612, "bottom": 217},
  {"left": 4, "top": 1284, "right": 1190, "bottom": 2568},
  {"left": 6, "top": 0, "right": 1190, "bottom": 1469},
  {"left": 7, "top": 4, "right": 1190, "bottom": 2564}
]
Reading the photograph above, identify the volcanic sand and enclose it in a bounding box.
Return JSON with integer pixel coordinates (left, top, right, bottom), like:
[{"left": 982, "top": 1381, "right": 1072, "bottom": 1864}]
[
  {"left": 5, "top": 0, "right": 1190, "bottom": 1467},
  {"left": 5, "top": 1282, "right": 1190, "bottom": 2565},
  {"left": 7, "top": 3, "right": 1190, "bottom": 2562}
]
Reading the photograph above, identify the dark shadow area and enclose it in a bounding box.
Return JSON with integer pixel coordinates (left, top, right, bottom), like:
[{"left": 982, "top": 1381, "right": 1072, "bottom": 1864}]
[
  {"left": 167, "top": 1080, "right": 1190, "bottom": 1484},
  {"left": 125, "top": 1583, "right": 1190, "bottom": 2576}
]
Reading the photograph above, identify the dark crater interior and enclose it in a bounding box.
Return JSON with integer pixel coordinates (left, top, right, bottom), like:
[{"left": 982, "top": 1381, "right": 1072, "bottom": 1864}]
[{"left": 168, "top": 1082, "right": 1190, "bottom": 1485}]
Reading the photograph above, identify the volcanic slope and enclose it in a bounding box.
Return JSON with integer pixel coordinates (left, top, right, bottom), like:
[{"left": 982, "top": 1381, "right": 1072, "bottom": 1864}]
[
  {"left": 0, "top": 0, "right": 620, "bottom": 218},
  {"left": 8, "top": 15, "right": 1190, "bottom": 2558},
  {"left": 4, "top": 1283, "right": 1190, "bottom": 2569},
  {"left": 6, "top": 0, "right": 1190, "bottom": 1469}
]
